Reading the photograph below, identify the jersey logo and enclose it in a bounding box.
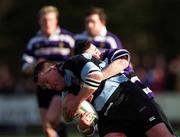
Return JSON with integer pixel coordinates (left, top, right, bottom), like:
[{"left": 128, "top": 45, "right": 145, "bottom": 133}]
[
  {"left": 104, "top": 102, "right": 113, "bottom": 116},
  {"left": 149, "top": 116, "right": 156, "bottom": 122},
  {"left": 59, "top": 42, "right": 64, "bottom": 48}
]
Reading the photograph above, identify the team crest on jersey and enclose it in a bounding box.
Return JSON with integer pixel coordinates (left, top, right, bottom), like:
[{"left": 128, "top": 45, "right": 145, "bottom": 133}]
[{"left": 59, "top": 42, "right": 64, "bottom": 48}]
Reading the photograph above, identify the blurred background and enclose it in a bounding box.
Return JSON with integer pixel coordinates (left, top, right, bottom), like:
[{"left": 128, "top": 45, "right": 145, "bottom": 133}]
[{"left": 0, "top": 0, "right": 180, "bottom": 136}]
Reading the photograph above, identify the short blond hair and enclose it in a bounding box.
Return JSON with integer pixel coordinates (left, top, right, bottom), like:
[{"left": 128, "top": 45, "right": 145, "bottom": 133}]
[{"left": 38, "top": 5, "right": 59, "bottom": 19}]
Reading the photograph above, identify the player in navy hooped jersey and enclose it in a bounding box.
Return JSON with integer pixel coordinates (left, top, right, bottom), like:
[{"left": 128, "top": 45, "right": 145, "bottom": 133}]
[
  {"left": 21, "top": 5, "right": 74, "bottom": 137},
  {"left": 74, "top": 41, "right": 155, "bottom": 99},
  {"left": 74, "top": 42, "right": 175, "bottom": 136},
  {"left": 33, "top": 50, "right": 176, "bottom": 137},
  {"left": 75, "top": 6, "right": 123, "bottom": 52}
]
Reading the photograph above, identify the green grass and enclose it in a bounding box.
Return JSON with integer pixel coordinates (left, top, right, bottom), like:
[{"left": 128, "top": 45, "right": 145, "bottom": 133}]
[
  {"left": 0, "top": 132, "right": 83, "bottom": 137},
  {"left": 1, "top": 129, "right": 180, "bottom": 137},
  {"left": 175, "top": 129, "right": 180, "bottom": 135}
]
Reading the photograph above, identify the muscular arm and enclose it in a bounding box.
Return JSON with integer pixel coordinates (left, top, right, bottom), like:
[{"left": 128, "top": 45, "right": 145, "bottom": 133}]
[
  {"left": 102, "top": 56, "right": 129, "bottom": 80},
  {"left": 76, "top": 71, "right": 103, "bottom": 103},
  {"left": 63, "top": 70, "right": 103, "bottom": 119}
]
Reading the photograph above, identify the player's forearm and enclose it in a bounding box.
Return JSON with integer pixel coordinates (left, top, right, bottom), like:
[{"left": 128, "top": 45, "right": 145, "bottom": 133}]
[
  {"left": 76, "top": 71, "right": 103, "bottom": 103},
  {"left": 102, "top": 58, "right": 129, "bottom": 80},
  {"left": 75, "top": 87, "right": 96, "bottom": 104}
]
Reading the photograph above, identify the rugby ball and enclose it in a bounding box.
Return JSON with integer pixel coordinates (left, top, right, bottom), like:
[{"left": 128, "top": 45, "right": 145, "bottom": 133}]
[{"left": 63, "top": 100, "right": 98, "bottom": 124}]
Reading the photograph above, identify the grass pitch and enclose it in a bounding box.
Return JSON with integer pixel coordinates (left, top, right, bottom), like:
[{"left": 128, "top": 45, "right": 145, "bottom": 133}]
[{"left": 1, "top": 128, "right": 180, "bottom": 137}]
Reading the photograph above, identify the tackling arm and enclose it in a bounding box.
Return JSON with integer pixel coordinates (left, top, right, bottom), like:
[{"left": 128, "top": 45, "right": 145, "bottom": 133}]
[
  {"left": 102, "top": 56, "right": 129, "bottom": 80},
  {"left": 65, "top": 71, "right": 103, "bottom": 118}
]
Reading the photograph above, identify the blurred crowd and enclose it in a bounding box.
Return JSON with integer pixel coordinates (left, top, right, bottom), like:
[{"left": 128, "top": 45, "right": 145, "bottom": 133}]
[{"left": 0, "top": 53, "right": 179, "bottom": 95}]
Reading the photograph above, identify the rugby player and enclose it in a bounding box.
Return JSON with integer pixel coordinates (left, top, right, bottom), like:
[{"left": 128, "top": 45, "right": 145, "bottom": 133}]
[
  {"left": 75, "top": 6, "right": 123, "bottom": 51},
  {"left": 21, "top": 5, "right": 74, "bottom": 137},
  {"left": 33, "top": 51, "right": 176, "bottom": 137},
  {"left": 74, "top": 42, "right": 176, "bottom": 137}
]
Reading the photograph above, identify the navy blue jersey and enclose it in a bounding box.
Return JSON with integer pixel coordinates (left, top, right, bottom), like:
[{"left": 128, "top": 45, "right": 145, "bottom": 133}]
[
  {"left": 61, "top": 54, "right": 102, "bottom": 95},
  {"left": 75, "top": 27, "right": 123, "bottom": 51},
  {"left": 22, "top": 27, "right": 75, "bottom": 71},
  {"left": 102, "top": 49, "right": 132, "bottom": 74}
]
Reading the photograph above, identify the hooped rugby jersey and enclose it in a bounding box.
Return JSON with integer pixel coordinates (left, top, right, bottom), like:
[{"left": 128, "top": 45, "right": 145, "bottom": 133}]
[
  {"left": 75, "top": 27, "right": 123, "bottom": 51},
  {"left": 22, "top": 28, "right": 74, "bottom": 70},
  {"left": 102, "top": 49, "right": 154, "bottom": 99},
  {"left": 60, "top": 52, "right": 129, "bottom": 111}
]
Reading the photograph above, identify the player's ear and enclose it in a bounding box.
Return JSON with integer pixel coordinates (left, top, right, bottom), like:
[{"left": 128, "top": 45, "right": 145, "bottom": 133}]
[{"left": 101, "top": 19, "right": 106, "bottom": 25}]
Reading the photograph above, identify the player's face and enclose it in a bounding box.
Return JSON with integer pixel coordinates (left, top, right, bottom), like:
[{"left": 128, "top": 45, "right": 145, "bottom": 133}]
[
  {"left": 39, "top": 12, "right": 58, "bottom": 36},
  {"left": 37, "top": 67, "right": 65, "bottom": 91},
  {"left": 85, "top": 14, "right": 105, "bottom": 37},
  {"left": 85, "top": 44, "right": 101, "bottom": 60}
]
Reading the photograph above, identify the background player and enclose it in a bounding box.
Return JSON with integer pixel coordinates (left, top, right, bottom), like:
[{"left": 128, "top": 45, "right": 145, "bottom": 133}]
[
  {"left": 21, "top": 5, "right": 74, "bottom": 137},
  {"left": 75, "top": 6, "right": 123, "bottom": 51}
]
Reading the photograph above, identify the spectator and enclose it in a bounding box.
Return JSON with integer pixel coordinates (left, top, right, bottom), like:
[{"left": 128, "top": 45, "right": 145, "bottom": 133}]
[
  {"left": 149, "top": 55, "right": 167, "bottom": 92},
  {"left": 0, "top": 63, "right": 14, "bottom": 94},
  {"left": 14, "top": 77, "right": 36, "bottom": 94},
  {"left": 166, "top": 55, "right": 180, "bottom": 92}
]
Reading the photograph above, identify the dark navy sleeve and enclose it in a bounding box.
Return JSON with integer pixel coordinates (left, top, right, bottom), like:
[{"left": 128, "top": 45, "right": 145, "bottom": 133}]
[
  {"left": 102, "top": 49, "right": 130, "bottom": 63},
  {"left": 106, "top": 32, "right": 124, "bottom": 49},
  {"left": 63, "top": 55, "right": 101, "bottom": 90},
  {"left": 63, "top": 55, "right": 90, "bottom": 79}
]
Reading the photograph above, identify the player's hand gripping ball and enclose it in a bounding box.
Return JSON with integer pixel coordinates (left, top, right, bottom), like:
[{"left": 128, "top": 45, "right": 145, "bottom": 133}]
[{"left": 63, "top": 100, "right": 98, "bottom": 125}]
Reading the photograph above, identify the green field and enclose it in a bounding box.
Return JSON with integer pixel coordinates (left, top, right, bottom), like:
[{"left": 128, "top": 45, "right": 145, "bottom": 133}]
[
  {"left": 0, "top": 132, "right": 83, "bottom": 137},
  {"left": 1, "top": 129, "right": 180, "bottom": 137}
]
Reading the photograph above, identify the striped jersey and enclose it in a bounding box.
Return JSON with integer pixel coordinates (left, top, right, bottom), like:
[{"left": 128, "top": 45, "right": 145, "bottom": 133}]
[
  {"left": 22, "top": 27, "right": 75, "bottom": 71},
  {"left": 60, "top": 52, "right": 129, "bottom": 111},
  {"left": 101, "top": 49, "right": 154, "bottom": 99},
  {"left": 74, "top": 27, "right": 123, "bottom": 51}
]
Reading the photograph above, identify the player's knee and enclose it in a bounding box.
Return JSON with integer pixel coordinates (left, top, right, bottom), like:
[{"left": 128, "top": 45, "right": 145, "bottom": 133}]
[{"left": 146, "top": 122, "right": 175, "bottom": 137}]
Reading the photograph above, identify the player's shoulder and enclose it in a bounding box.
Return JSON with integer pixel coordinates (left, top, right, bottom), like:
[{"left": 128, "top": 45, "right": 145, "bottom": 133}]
[
  {"left": 60, "top": 28, "right": 74, "bottom": 37},
  {"left": 63, "top": 54, "right": 91, "bottom": 69},
  {"left": 27, "top": 34, "right": 44, "bottom": 48},
  {"left": 106, "top": 31, "right": 124, "bottom": 48},
  {"left": 106, "top": 31, "right": 119, "bottom": 38},
  {"left": 68, "top": 54, "right": 90, "bottom": 64},
  {"left": 74, "top": 31, "right": 89, "bottom": 40}
]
